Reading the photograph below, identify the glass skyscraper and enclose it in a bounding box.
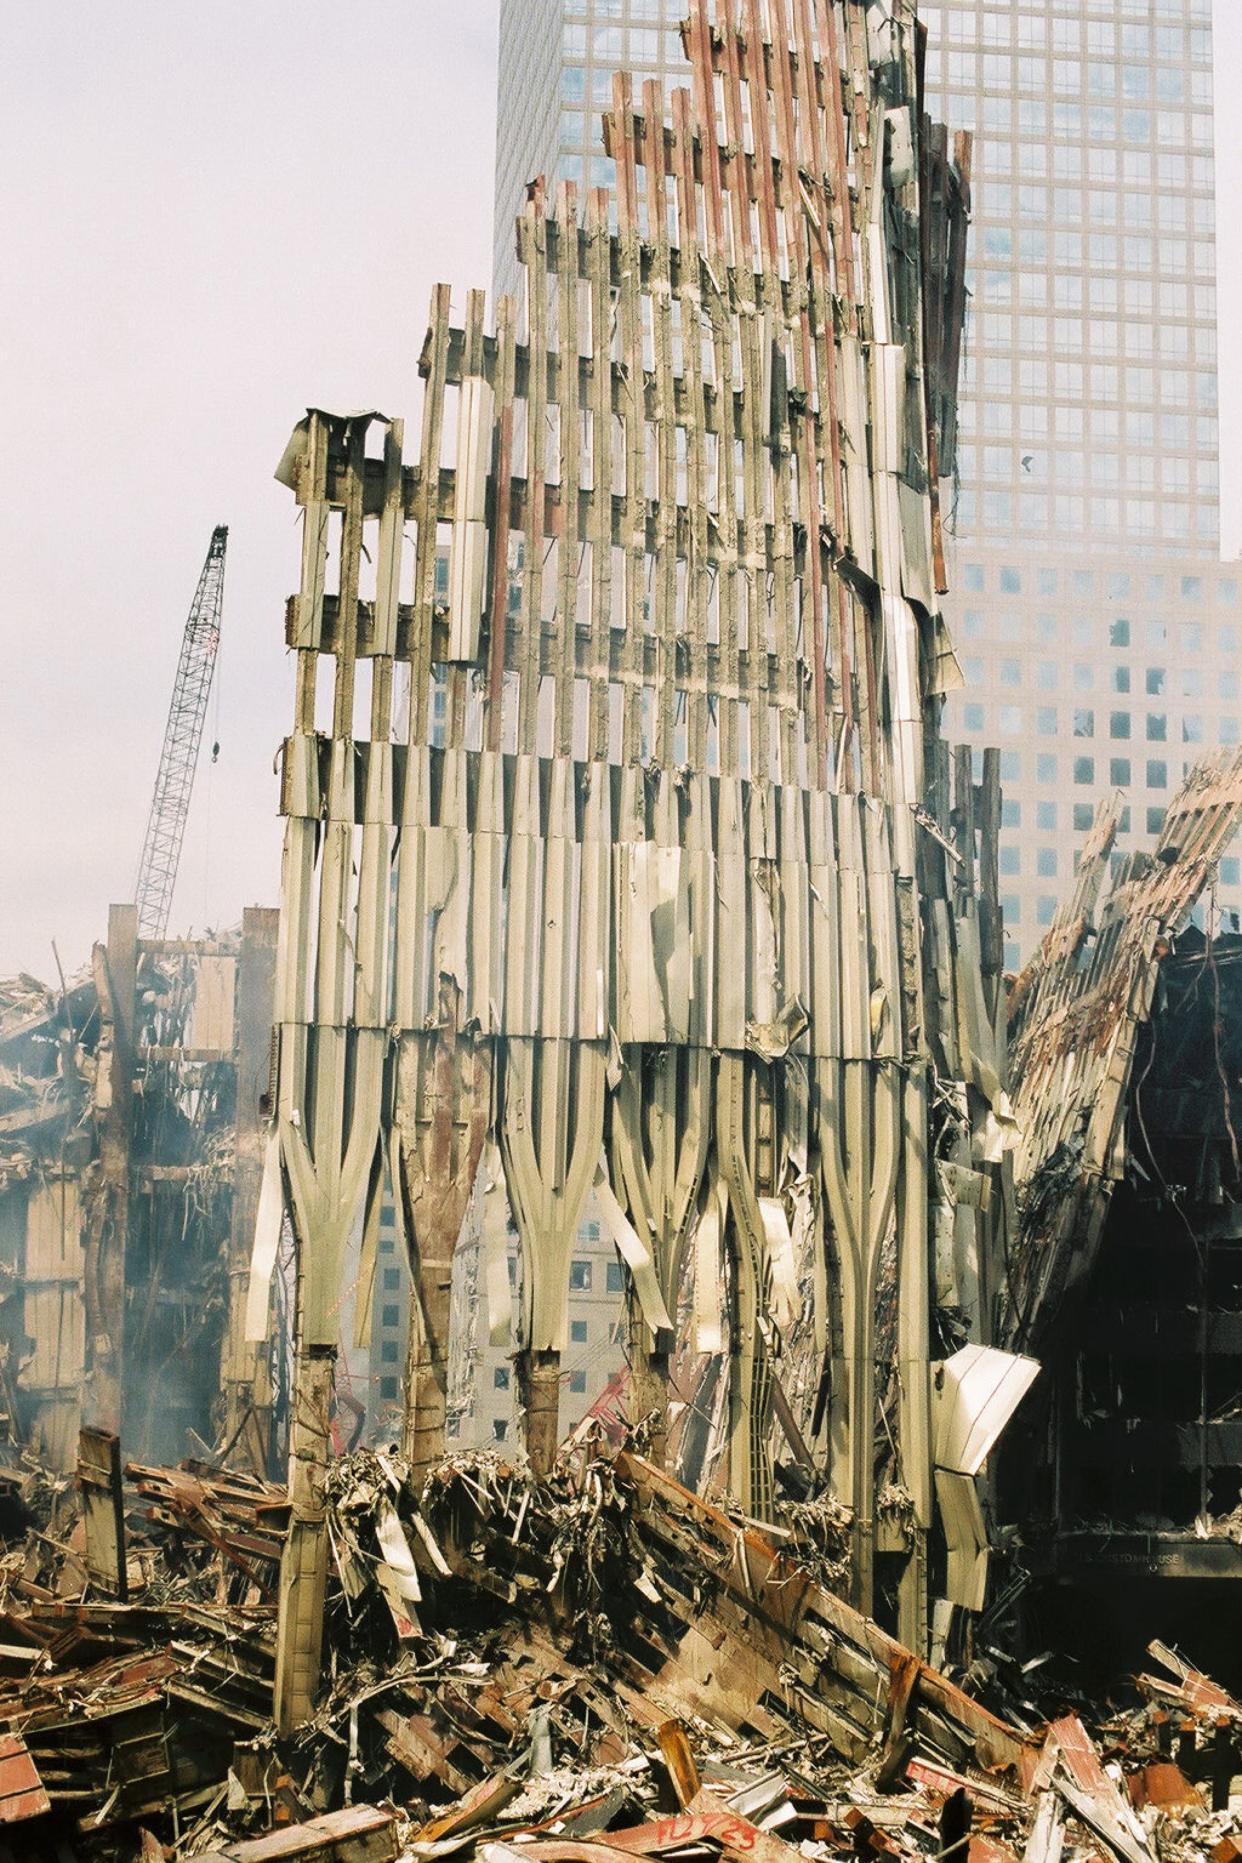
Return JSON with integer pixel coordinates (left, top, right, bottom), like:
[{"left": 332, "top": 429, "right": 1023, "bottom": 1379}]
[
  {"left": 922, "top": 1, "right": 1240, "bottom": 959},
  {"left": 494, "top": 0, "right": 1238, "bottom": 958}
]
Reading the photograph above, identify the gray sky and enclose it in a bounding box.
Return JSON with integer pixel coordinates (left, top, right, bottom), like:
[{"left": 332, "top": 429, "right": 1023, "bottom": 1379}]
[{"left": 1, "top": 2, "right": 1239, "bottom": 978}]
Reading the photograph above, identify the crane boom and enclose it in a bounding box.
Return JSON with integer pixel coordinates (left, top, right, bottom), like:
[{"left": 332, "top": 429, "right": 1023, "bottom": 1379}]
[{"left": 134, "top": 526, "right": 228, "bottom": 940}]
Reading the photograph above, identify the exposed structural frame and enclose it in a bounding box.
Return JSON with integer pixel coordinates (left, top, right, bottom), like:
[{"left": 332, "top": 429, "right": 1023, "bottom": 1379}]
[
  {"left": 134, "top": 525, "right": 228, "bottom": 941},
  {"left": 263, "top": 0, "right": 1009, "bottom": 1731}
]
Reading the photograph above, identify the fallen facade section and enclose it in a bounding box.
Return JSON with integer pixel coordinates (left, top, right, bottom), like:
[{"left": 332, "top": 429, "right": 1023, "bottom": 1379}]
[{"left": 1003, "top": 751, "right": 1242, "bottom": 1616}]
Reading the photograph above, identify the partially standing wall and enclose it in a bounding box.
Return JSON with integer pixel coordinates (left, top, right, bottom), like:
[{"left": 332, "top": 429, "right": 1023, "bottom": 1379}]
[{"left": 268, "top": 0, "right": 993, "bottom": 1729}]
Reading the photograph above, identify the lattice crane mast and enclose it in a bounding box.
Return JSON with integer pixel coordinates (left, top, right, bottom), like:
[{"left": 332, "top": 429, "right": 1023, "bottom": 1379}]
[{"left": 133, "top": 525, "right": 227, "bottom": 940}]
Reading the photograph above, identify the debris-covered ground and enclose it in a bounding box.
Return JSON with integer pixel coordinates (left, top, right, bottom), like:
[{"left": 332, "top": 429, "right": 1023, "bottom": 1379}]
[{"left": 0, "top": 1438, "right": 1237, "bottom": 1861}]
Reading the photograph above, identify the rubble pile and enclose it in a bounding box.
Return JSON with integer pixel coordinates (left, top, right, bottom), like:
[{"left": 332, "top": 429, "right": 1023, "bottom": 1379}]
[{"left": 0, "top": 1440, "right": 1230, "bottom": 1860}]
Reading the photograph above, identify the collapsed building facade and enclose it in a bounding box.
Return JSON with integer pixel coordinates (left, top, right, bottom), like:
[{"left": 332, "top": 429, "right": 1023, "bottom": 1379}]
[
  {"left": 1001, "top": 754, "right": 1242, "bottom": 1650},
  {"left": 0, "top": 908, "right": 279, "bottom": 1476},
  {"left": 259, "top": 0, "right": 1029, "bottom": 1730}
]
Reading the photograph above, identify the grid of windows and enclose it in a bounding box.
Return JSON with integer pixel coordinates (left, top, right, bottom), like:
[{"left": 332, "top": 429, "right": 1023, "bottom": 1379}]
[
  {"left": 495, "top": 0, "right": 692, "bottom": 303},
  {"left": 945, "top": 552, "right": 1241, "bottom": 953},
  {"left": 448, "top": 1204, "right": 628, "bottom": 1449},
  {"left": 925, "top": 0, "right": 1217, "bottom": 554}
]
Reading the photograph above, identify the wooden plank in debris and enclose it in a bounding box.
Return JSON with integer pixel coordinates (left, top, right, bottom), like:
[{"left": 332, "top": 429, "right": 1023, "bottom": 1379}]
[
  {"left": 77, "top": 1426, "right": 127, "bottom": 1602},
  {"left": 224, "top": 1804, "right": 399, "bottom": 1862}
]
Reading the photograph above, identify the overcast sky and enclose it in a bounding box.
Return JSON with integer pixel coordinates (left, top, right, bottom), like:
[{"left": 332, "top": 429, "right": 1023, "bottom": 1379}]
[{"left": 2, "top": 2, "right": 1239, "bottom": 979}]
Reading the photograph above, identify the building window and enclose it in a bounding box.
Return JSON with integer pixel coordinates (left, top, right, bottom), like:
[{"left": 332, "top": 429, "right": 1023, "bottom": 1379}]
[
  {"left": 1036, "top": 849, "right": 1058, "bottom": 878},
  {"left": 1183, "top": 716, "right": 1204, "bottom": 744},
  {"left": 492, "top": 1418, "right": 509, "bottom": 1442},
  {"left": 1037, "top": 755, "right": 1058, "bottom": 784},
  {"left": 606, "top": 1262, "right": 625, "bottom": 1294},
  {"left": 999, "top": 566, "right": 1022, "bottom": 593},
  {"left": 1037, "top": 802, "right": 1057, "bottom": 831},
  {"left": 1221, "top": 859, "right": 1241, "bottom": 888},
  {"left": 380, "top": 1376, "right": 398, "bottom": 1401},
  {"left": 381, "top": 1303, "right": 399, "bottom": 1329},
  {"left": 381, "top": 1340, "right": 398, "bottom": 1363},
  {"left": 1109, "top": 759, "right": 1131, "bottom": 786},
  {"left": 1000, "top": 752, "right": 1021, "bottom": 783},
  {"left": 1074, "top": 758, "right": 1095, "bottom": 785},
  {"left": 1000, "top": 847, "right": 1020, "bottom": 876},
  {"left": 570, "top": 1319, "right": 588, "bottom": 1344},
  {"left": 1146, "top": 807, "right": 1166, "bottom": 835},
  {"left": 1147, "top": 760, "right": 1167, "bottom": 788},
  {"left": 1109, "top": 713, "right": 1131, "bottom": 741},
  {"left": 1146, "top": 715, "right": 1167, "bottom": 742},
  {"left": 568, "top": 1370, "right": 587, "bottom": 1395},
  {"left": 964, "top": 703, "right": 985, "bottom": 732},
  {"left": 494, "top": 1366, "right": 510, "bottom": 1390},
  {"left": 569, "top": 1259, "right": 592, "bottom": 1290},
  {"left": 1073, "top": 710, "right": 1095, "bottom": 738},
  {"left": 1073, "top": 804, "right": 1094, "bottom": 831},
  {"left": 383, "top": 1268, "right": 400, "bottom": 1291}
]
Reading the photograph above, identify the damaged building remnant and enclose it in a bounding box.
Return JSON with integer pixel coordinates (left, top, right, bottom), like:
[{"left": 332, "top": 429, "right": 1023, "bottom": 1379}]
[
  {"left": 0, "top": 908, "right": 279, "bottom": 1476},
  {"left": 1004, "top": 750, "right": 1242, "bottom": 1604},
  {"left": 264, "top": 0, "right": 1028, "bottom": 1728},
  {"left": 1006, "top": 749, "right": 1242, "bottom": 1356}
]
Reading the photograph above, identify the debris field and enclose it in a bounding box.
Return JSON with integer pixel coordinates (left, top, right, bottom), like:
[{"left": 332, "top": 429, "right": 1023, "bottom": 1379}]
[{"left": 0, "top": 1436, "right": 1238, "bottom": 1861}]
